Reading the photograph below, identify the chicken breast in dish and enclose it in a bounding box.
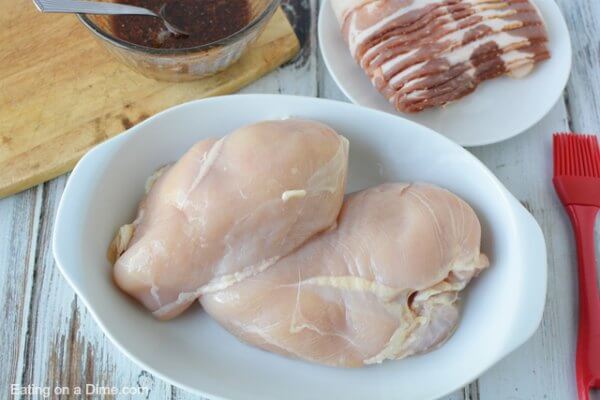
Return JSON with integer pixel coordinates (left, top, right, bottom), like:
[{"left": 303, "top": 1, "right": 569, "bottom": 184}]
[
  {"left": 110, "top": 119, "right": 349, "bottom": 320},
  {"left": 201, "top": 183, "right": 489, "bottom": 367},
  {"left": 332, "top": 0, "right": 550, "bottom": 112}
]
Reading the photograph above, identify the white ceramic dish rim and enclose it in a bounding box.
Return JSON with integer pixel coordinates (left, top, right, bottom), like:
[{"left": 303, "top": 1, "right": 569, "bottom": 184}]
[
  {"left": 52, "top": 94, "right": 547, "bottom": 400},
  {"left": 317, "top": 0, "right": 572, "bottom": 147}
]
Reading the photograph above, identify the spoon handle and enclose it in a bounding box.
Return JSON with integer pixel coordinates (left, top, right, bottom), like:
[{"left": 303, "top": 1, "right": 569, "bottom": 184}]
[{"left": 32, "top": 0, "right": 157, "bottom": 16}]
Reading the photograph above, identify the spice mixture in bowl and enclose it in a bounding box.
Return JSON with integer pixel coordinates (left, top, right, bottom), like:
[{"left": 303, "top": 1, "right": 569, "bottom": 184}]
[{"left": 78, "top": 0, "right": 280, "bottom": 81}]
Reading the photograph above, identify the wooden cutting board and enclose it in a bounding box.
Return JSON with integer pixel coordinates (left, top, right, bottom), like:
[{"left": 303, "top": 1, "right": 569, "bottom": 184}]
[{"left": 0, "top": 2, "right": 299, "bottom": 198}]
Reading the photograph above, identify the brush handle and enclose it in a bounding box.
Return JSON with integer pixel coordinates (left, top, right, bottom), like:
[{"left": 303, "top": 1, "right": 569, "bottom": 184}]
[{"left": 566, "top": 205, "right": 600, "bottom": 400}]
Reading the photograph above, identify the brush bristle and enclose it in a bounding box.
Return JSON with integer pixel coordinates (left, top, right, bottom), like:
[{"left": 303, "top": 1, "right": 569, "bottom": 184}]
[{"left": 553, "top": 133, "right": 600, "bottom": 178}]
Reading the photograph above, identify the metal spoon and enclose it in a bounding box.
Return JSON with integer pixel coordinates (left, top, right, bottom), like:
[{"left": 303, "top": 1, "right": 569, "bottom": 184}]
[{"left": 33, "top": 0, "right": 190, "bottom": 36}]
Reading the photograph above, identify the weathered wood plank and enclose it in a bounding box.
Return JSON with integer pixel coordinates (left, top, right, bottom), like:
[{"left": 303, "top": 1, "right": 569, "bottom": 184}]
[
  {"left": 241, "top": 0, "right": 319, "bottom": 97},
  {"left": 0, "top": 187, "right": 41, "bottom": 399},
  {"left": 555, "top": 0, "right": 600, "bottom": 134},
  {"left": 20, "top": 177, "right": 175, "bottom": 399}
]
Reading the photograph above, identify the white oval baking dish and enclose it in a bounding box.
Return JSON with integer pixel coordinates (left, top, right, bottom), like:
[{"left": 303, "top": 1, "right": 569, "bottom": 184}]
[{"left": 53, "top": 94, "right": 547, "bottom": 400}]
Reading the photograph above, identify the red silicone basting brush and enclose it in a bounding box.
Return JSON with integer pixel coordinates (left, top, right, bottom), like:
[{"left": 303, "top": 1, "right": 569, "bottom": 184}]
[{"left": 553, "top": 133, "right": 600, "bottom": 400}]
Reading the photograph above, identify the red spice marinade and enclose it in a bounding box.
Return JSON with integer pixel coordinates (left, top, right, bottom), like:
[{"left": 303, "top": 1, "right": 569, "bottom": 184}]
[{"left": 111, "top": 0, "right": 251, "bottom": 49}]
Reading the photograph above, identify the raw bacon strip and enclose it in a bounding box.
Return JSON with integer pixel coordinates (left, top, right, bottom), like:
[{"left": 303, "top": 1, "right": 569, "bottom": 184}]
[
  {"left": 333, "top": 0, "right": 550, "bottom": 113},
  {"left": 357, "top": 1, "right": 536, "bottom": 62},
  {"left": 388, "top": 41, "right": 549, "bottom": 105},
  {"left": 392, "top": 43, "right": 550, "bottom": 112},
  {"left": 346, "top": 0, "right": 531, "bottom": 58},
  {"left": 363, "top": 9, "right": 542, "bottom": 71},
  {"left": 374, "top": 22, "right": 539, "bottom": 82},
  {"left": 383, "top": 24, "right": 548, "bottom": 91}
]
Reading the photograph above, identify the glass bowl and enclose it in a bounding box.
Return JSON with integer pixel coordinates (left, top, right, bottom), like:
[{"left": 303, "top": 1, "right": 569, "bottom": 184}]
[{"left": 78, "top": 0, "right": 280, "bottom": 81}]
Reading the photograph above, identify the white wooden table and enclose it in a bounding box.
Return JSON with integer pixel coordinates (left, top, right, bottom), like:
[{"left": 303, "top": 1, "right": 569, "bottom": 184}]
[{"left": 1, "top": 0, "right": 599, "bottom": 398}]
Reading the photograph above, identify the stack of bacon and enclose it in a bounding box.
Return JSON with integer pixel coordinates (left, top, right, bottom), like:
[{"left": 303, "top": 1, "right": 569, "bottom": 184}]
[{"left": 332, "top": 0, "right": 551, "bottom": 113}]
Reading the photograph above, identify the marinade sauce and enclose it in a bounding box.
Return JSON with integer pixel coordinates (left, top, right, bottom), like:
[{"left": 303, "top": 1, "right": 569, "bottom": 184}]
[{"left": 111, "top": 0, "right": 251, "bottom": 49}]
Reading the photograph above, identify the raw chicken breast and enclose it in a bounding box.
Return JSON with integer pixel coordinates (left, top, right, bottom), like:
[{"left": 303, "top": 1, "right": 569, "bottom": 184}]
[
  {"left": 111, "top": 120, "right": 349, "bottom": 320},
  {"left": 201, "top": 183, "right": 489, "bottom": 367}
]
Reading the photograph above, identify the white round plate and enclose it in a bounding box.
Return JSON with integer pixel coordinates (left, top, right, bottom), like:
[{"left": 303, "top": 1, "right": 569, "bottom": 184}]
[
  {"left": 54, "top": 95, "right": 546, "bottom": 400},
  {"left": 318, "top": 0, "right": 572, "bottom": 146}
]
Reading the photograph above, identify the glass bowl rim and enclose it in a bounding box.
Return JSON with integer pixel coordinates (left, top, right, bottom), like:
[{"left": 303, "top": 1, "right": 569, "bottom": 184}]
[{"left": 77, "top": 0, "right": 281, "bottom": 55}]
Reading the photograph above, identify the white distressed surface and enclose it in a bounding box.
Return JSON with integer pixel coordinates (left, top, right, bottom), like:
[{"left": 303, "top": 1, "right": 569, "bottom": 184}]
[
  {"left": 0, "top": 0, "right": 598, "bottom": 398},
  {"left": 555, "top": 0, "right": 600, "bottom": 134}
]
